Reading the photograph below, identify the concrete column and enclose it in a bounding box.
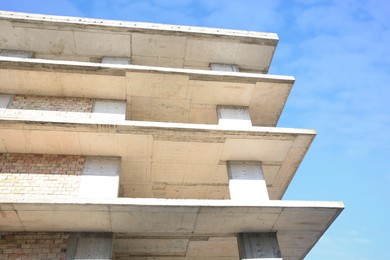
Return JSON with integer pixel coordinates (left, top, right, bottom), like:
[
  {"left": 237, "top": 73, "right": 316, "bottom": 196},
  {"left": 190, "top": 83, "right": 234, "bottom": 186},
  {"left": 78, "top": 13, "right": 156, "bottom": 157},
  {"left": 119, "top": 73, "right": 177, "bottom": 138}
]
[
  {"left": 0, "top": 94, "right": 12, "bottom": 115},
  {"left": 78, "top": 157, "right": 121, "bottom": 198},
  {"left": 66, "top": 233, "right": 113, "bottom": 260},
  {"left": 227, "top": 161, "right": 269, "bottom": 201},
  {"left": 0, "top": 49, "right": 34, "bottom": 58},
  {"left": 238, "top": 233, "right": 282, "bottom": 259},
  {"left": 210, "top": 63, "right": 239, "bottom": 72},
  {"left": 91, "top": 100, "right": 127, "bottom": 121},
  {"left": 217, "top": 105, "right": 252, "bottom": 128},
  {"left": 101, "top": 56, "right": 131, "bottom": 65}
]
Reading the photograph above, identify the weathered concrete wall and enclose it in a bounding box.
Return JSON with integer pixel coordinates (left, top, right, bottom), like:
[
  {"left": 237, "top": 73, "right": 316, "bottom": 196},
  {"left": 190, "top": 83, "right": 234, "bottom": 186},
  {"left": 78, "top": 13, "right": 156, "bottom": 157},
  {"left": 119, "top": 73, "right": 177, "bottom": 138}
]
[{"left": 0, "top": 232, "right": 69, "bottom": 259}]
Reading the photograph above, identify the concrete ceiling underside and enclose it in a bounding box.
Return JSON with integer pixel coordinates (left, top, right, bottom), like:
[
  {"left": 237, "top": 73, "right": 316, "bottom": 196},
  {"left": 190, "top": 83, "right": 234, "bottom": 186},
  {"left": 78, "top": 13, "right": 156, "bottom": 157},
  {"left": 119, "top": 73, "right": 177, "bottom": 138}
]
[
  {"left": 0, "top": 197, "right": 344, "bottom": 260},
  {"left": 0, "top": 57, "right": 294, "bottom": 127},
  {"left": 0, "top": 11, "right": 278, "bottom": 73},
  {"left": 0, "top": 118, "right": 315, "bottom": 200}
]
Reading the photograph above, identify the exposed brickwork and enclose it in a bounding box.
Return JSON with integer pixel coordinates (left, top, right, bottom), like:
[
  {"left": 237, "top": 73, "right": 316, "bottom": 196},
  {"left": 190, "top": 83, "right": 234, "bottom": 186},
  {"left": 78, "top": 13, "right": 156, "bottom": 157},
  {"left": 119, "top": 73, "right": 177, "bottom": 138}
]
[
  {"left": 0, "top": 153, "right": 85, "bottom": 197},
  {"left": 7, "top": 95, "right": 93, "bottom": 112},
  {"left": 0, "top": 232, "right": 69, "bottom": 260}
]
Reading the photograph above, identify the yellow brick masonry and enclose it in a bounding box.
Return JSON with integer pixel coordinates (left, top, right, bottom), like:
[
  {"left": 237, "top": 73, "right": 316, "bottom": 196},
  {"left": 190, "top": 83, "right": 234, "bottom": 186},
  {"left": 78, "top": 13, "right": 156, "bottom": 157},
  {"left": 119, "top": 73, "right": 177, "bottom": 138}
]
[
  {"left": 0, "top": 153, "right": 85, "bottom": 197},
  {"left": 4, "top": 95, "right": 93, "bottom": 119},
  {"left": 0, "top": 232, "right": 69, "bottom": 260}
]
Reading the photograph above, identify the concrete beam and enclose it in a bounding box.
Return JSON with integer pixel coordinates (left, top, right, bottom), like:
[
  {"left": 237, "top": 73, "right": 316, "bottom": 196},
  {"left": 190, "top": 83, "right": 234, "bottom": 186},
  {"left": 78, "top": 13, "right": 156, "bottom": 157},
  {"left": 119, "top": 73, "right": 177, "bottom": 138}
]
[
  {"left": 66, "top": 233, "right": 113, "bottom": 260},
  {"left": 217, "top": 105, "right": 252, "bottom": 128},
  {"left": 227, "top": 161, "right": 269, "bottom": 202},
  {"left": 238, "top": 233, "right": 282, "bottom": 259}
]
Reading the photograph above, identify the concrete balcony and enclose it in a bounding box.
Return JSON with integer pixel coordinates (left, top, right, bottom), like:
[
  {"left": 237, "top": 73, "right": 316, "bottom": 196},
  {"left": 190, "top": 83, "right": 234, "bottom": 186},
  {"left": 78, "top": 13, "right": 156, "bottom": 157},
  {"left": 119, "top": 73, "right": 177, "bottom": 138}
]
[
  {"left": 0, "top": 116, "right": 315, "bottom": 200},
  {"left": 0, "top": 57, "right": 293, "bottom": 126},
  {"left": 0, "top": 11, "right": 278, "bottom": 73},
  {"left": 0, "top": 197, "right": 344, "bottom": 260}
]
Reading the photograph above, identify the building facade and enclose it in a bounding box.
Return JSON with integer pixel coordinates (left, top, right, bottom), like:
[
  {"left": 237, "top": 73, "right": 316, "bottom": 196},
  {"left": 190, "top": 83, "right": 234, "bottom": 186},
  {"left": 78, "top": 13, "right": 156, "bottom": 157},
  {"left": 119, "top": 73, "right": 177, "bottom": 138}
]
[{"left": 0, "top": 11, "right": 343, "bottom": 259}]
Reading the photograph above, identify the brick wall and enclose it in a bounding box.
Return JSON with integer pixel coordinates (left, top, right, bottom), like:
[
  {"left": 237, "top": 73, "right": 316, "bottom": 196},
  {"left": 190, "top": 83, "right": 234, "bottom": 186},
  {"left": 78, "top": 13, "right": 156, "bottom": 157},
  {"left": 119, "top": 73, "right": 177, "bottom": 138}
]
[
  {"left": 0, "top": 232, "right": 69, "bottom": 260},
  {"left": 0, "top": 153, "right": 85, "bottom": 197},
  {"left": 4, "top": 95, "right": 93, "bottom": 118}
]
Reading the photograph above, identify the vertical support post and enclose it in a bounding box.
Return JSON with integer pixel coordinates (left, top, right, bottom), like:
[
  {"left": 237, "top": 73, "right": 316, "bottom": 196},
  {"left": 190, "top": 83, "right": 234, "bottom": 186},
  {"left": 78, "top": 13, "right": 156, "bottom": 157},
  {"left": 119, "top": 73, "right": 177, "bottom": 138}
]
[
  {"left": 66, "top": 233, "right": 113, "bottom": 260},
  {"left": 91, "top": 100, "right": 127, "bottom": 121},
  {"left": 217, "top": 105, "right": 252, "bottom": 128},
  {"left": 238, "top": 233, "right": 282, "bottom": 259},
  {"left": 227, "top": 161, "right": 269, "bottom": 201},
  {"left": 0, "top": 94, "right": 12, "bottom": 115}
]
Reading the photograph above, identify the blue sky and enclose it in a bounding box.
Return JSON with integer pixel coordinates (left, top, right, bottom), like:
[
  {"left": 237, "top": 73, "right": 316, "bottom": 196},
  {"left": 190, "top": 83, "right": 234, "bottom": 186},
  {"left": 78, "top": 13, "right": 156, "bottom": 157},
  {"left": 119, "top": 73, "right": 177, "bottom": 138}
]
[{"left": 0, "top": 0, "right": 389, "bottom": 259}]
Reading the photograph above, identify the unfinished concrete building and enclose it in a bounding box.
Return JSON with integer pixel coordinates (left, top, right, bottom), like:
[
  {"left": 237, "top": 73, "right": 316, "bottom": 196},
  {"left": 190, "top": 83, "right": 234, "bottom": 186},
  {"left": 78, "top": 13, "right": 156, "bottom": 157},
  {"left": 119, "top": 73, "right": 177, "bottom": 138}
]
[{"left": 0, "top": 11, "right": 343, "bottom": 260}]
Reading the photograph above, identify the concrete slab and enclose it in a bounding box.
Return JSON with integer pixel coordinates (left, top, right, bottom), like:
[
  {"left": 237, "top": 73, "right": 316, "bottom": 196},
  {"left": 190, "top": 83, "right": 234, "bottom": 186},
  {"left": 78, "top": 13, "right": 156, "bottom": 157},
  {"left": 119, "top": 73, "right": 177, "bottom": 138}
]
[
  {"left": 0, "top": 118, "right": 314, "bottom": 200},
  {"left": 0, "top": 198, "right": 344, "bottom": 259},
  {"left": 0, "top": 11, "right": 278, "bottom": 72},
  {"left": 0, "top": 57, "right": 293, "bottom": 126}
]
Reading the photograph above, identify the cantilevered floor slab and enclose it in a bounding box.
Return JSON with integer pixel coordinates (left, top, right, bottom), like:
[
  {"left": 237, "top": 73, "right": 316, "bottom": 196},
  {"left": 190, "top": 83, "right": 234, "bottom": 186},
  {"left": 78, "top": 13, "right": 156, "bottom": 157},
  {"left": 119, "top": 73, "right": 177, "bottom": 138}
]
[
  {"left": 0, "top": 197, "right": 344, "bottom": 260},
  {"left": 0, "top": 57, "right": 293, "bottom": 126},
  {"left": 0, "top": 11, "right": 278, "bottom": 73},
  {"left": 0, "top": 117, "right": 314, "bottom": 200}
]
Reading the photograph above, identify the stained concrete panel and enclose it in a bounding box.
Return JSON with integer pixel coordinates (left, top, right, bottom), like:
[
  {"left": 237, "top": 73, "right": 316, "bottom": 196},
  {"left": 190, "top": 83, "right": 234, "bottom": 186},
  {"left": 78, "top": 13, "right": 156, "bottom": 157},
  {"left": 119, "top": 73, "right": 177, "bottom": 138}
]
[
  {"left": 0, "top": 210, "right": 23, "bottom": 231},
  {"left": 194, "top": 207, "right": 282, "bottom": 234},
  {"left": 221, "top": 139, "right": 293, "bottom": 162},
  {"left": 185, "top": 39, "right": 239, "bottom": 64},
  {"left": 110, "top": 207, "right": 199, "bottom": 234},
  {"left": 127, "top": 72, "right": 189, "bottom": 99},
  {"left": 114, "top": 238, "right": 189, "bottom": 256},
  {"left": 130, "top": 96, "right": 191, "bottom": 122},
  {"left": 74, "top": 31, "right": 131, "bottom": 57},
  {"left": 17, "top": 210, "right": 111, "bottom": 232},
  {"left": 186, "top": 237, "right": 239, "bottom": 257},
  {"left": 132, "top": 33, "right": 187, "bottom": 59},
  {"left": 60, "top": 73, "right": 127, "bottom": 100},
  {"left": 235, "top": 44, "right": 276, "bottom": 72},
  {"left": 273, "top": 208, "right": 340, "bottom": 231},
  {"left": 249, "top": 82, "right": 292, "bottom": 127},
  {"left": 190, "top": 80, "right": 254, "bottom": 105},
  {"left": 13, "top": 27, "right": 76, "bottom": 55}
]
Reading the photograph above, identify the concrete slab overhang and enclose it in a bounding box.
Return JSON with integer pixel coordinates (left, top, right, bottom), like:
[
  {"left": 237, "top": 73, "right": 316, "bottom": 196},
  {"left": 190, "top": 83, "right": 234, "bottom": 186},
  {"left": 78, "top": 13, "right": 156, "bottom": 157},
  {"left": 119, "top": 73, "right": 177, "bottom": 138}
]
[
  {"left": 0, "top": 197, "right": 344, "bottom": 260},
  {"left": 0, "top": 57, "right": 293, "bottom": 126},
  {"left": 0, "top": 11, "right": 278, "bottom": 73},
  {"left": 0, "top": 117, "right": 315, "bottom": 200}
]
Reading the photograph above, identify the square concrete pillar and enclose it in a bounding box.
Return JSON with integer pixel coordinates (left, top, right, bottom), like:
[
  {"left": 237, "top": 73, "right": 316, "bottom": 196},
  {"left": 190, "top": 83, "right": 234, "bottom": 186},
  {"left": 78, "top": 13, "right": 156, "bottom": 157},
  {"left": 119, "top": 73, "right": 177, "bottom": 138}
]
[
  {"left": 210, "top": 63, "right": 239, "bottom": 72},
  {"left": 0, "top": 94, "right": 12, "bottom": 115},
  {"left": 101, "top": 56, "right": 131, "bottom": 65},
  {"left": 78, "top": 157, "right": 121, "bottom": 198},
  {"left": 238, "top": 233, "right": 282, "bottom": 259},
  {"left": 0, "top": 49, "right": 34, "bottom": 58},
  {"left": 227, "top": 161, "right": 269, "bottom": 202},
  {"left": 92, "top": 100, "right": 127, "bottom": 121},
  {"left": 66, "top": 233, "right": 113, "bottom": 260},
  {"left": 217, "top": 105, "right": 252, "bottom": 128}
]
